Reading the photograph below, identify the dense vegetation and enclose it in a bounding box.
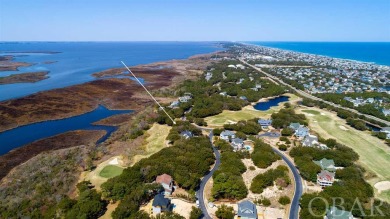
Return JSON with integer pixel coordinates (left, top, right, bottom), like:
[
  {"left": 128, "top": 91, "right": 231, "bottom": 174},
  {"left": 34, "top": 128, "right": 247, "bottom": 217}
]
[
  {"left": 271, "top": 108, "right": 307, "bottom": 128},
  {"left": 250, "top": 165, "right": 290, "bottom": 194},
  {"left": 289, "top": 142, "right": 382, "bottom": 218},
  {"left": 212, "top": 140, "right": 248, "bottom": 200},
  {"left": 166, "top": 121, "right": 202, "bottom": 143},
  {"left": 223, "top": 119, "right": 262, "bottom": 135},
  {"left": 251, "top": 139, "right": 280, "bottom": 168},
  {"left": 215, "top": 204, "right": 235, "bottom": 219}
]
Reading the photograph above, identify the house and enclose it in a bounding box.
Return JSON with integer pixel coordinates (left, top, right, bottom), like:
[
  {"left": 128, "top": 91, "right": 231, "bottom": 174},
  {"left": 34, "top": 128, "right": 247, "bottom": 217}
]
[
  {"left": 205, "top": 72, "right": 213, "bottom": 81},
  {"left": 156, "top": 174, "right": 174, "bottom": 195},
  {"left": 236, "top": 64, "right": 245, "bottom": 70},
  {"left": 289, "top": 122, "right": 302, "bottom": 131},
  {"left": 381, "top": 127, "right": 390, "bottom": 139},
  {"left": 219, "top": 92, "right": 227, "bottom": 96},
  {"left": 295, "top": 126, "right": 310, "bottom": 138},
  {"left": 302, "top": 134, "right": 318, "bottom": 147},
  {"left": 314, "top": 158, "right": 336, "bottom": 172},
  {"left": 317, "top": 170, "right": 335, "bottom": 187},
  {"left": 180, "top": 130, "right": 193, "bottom": 139},
  {"left": 179, "top": 95, "right": 192, "bottom": 103},
  {"left": 239, "top": 96, "right": 248, "bottom": 101},
  {"left": 169, "top": 101, "right": 180, "bottom": 108},
  {"left": 382, "top": 109, "right": 390, "bottom": 116},
  {"left": 258, "top": 119, "right": 272, "bottom": 129},
  {"left": 231, "top": 138, "right": 244, "bottom": 150},
  {"left": 220, "top": 130, "right": 235, "bottom": 141},
  {"left": 152, "top": 194, "right": 172, "bottom": 214},
  {"left": 237, "top": 200, "right": 257, "bottom": 219},
  {"left": 325, "top": 206, "right": 353, "bottom": 219}
]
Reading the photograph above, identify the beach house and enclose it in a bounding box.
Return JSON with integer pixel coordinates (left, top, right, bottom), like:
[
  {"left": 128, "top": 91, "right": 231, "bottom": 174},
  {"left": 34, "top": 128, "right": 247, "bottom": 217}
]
[
  {"left": 220, "top": 130, "right": 235, "bottom": 141},
  {"left": 317, "top": 170, "right": 335, "bottom": 187},
  {"left": 295, "top": 126, "right": 309, "bottom": 138},
  {"left": 180, "top": 130, "right": 193, "bottom": 139},
  {"left": 314, "top": 158, "right": 336, "bottom": 172},
  {"left": 258, "top": 119, "right": 272, "bottom": 129},
  {"left": 302, "top": 134, "right": 318, "bottom": 147},
  {"left": 237, "top": 200, "right": 257, "bottom": 219},
  {"left": 152, "top": 194, "right": 172, "bottom": 214},
  {"left": 231, "top": 138, "right": 244, "bottom": 150},
  {"left": 155, "top": 174, "right": 174, "bottom": 195},
  {"left": 325, "top": 206, "right": 353, "bottom": 219}
]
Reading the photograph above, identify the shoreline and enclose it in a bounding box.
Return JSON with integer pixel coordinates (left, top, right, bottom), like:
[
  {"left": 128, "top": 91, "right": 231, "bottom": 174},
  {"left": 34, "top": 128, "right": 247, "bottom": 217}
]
[
  {"left": 0, "top": 71, "right": 49, "bottom": 85},
  {"left": 242, "top": 42, "right": 390, "bottom": 67}
]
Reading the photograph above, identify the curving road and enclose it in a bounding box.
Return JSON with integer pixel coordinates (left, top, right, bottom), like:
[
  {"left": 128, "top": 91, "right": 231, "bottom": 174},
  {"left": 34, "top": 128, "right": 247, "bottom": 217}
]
[
  {"left": 240, "top": 59, "right": 390, "bottom": 127},
  {"left": 272, "top": 148, "right": 303, "bottom": 219},
  {"left": 197, "top": 129, "right": 221, "bottom": 219}
]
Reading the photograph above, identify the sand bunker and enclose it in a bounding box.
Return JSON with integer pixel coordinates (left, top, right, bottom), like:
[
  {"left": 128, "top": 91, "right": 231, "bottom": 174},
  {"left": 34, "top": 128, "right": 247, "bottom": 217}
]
[
  {"left": 320, "top": 112, "right": 326, "bottom": 115},
  {"left": 339, "top": 125, "right": 348, "bottom": 131},
  {"left": 374, "top": 181, "right": 390, "bottom": 193},
  {"left": 108, "top": 157, "right": 119, "bottom": 165}
]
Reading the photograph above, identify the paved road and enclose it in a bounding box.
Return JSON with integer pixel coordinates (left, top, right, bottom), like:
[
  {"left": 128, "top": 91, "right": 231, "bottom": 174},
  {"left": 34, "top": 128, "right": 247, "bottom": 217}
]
[
  {"left": 240, "top": 59, "right": 390, "bottom": 127},
  {"left": 197, "top": 130, "right": 221, "bottom": 219},
  {"left": 272, "top": 148, "right": 303, "bottom": 219}
]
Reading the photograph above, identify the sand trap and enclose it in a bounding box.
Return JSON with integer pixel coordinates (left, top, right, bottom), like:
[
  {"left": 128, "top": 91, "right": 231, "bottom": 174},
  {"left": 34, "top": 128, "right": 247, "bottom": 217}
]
[
  {"left": 339, "top": 125, "right": 348, "bottom": 131},
  {"left": 108, "top": 157, "right": 119, "bottom": 165},
  {"left": 306, "top": 114, "right": 314, "bottom": 117},
  {"left": 375, "top": 181, "right": 390, "bottom": 193},
  {"left": 320, "top": 112, "right": 326, "bottom": 115}
]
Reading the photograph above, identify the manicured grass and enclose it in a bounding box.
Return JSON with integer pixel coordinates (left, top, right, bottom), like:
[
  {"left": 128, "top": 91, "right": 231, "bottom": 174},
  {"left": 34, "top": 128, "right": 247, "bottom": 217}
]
[
  {"left": 301, "top": 109, "right": 321, "bottom": 115},
  {"left": 131, "top": 123, "right": 171, "bottom": 164},
  {"left": 298, "top": 107, "right": 390, "bottom": 182},
  {"left": 99, "top": 165, "right": 124, "bottom": 178},
  {"left": 378, "top": 189, "right": 390, "bottom": 203}
]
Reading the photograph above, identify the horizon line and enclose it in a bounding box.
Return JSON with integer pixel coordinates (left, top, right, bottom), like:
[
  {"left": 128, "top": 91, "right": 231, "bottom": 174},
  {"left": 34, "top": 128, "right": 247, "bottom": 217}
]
[{"left": 1, "top": 40, "right": 390, "bottom": 43}]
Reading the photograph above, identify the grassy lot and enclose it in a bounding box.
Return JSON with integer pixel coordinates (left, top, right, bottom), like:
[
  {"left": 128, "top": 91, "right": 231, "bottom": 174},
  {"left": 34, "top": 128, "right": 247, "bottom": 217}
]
[
  {"left": 131, "top": 123, "right": 171, "bottom": 165},
  {"left": 205, "top": 93, "right": 300, "bottom": 127},
  {"left": 298, "top": 107, "right": 390, "bottom": 180},
  {"left": 99, "top": 165, "right": 124, "bottom": 178}
]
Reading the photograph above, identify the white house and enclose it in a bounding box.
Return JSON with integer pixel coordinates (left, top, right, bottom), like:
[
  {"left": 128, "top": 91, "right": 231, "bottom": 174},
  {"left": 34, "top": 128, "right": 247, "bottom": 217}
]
[
  {"left": 220, "top": 130, "right": 235, "bottom": 141},
  {"left": 317, "top": 170, "right": 335, "bottom": 188}
]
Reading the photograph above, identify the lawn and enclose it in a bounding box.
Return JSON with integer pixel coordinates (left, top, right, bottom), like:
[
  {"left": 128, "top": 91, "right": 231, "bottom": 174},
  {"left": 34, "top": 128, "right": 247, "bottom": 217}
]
[
  {"left": 298, "top": 107, "right": 390, "bottom": 181},
  {"left": 99, "top": 165, "right": 124, "bottom": 178},
  {"left": 131, "top": 123, "right": 171, "bottom": 165},
  {"left": 205, "top": 93, "right": 299, "bottom": 127}
]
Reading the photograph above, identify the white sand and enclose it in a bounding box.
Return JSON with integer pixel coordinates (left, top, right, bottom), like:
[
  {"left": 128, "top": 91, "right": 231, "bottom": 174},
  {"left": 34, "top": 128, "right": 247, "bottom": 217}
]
[
  {"left": 374, "top": 181, "right": 390, "bottom": 193},
  {"left": 108, "top": 157, "right": 119, "bottom": 165},
  {"left": 339, "top": 125, "right": 348, "bottom": 131}
]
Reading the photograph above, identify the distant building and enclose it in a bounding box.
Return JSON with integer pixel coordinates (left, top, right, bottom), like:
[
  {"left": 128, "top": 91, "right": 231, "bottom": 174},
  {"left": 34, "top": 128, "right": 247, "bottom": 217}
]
[
  {"left": 314, "top": 158, "right": 336, "bottom": 172},
  {"left": 239, "top": 96, "right": 248, "bottom": 101},
  {"left": 382, "top": 109, "right": 390, "bottom": 116},
  {"left": 317, "top": 170, "right": 335, "bottom": 187},
  {"left": 169, "top": 101, "right": 180, "bottom": 108},
  {"left": 302, "top": 134, "right": 318, "bottom": 147},
  {"left": 237, "top": 200, "right": 257, "bottom": 219},
  {"left": 231, "top": 138, "right": 244, "bottom": 150},
  {"left": 219, "top": 92, "right": 227, "bottom": 96},
  {"left": 205, "top": 72, "right": 213, "bottom": 81},
  {"left": 258, "top": 119, "right": 272, "bottom": 129},
  {"left": 152, "top": 194, "right": 172, "bottom": 214},
  {"left": 180, "top": 130, "right": 193, "bottom": 139},
  {"left": 289, "top": 122, "right": 302, "bottom": 131},
  {"left": 295, "top": 126, "right": 310, "bottom": 138},
  {"left": 325, "top": 206, "right": 353, "bottom": 219},
  {"left": 220, "top": 130, "right": 235, "bottom": 141},
  {"left": 156, "top": 174, "right": 174, "bottom": 195}
]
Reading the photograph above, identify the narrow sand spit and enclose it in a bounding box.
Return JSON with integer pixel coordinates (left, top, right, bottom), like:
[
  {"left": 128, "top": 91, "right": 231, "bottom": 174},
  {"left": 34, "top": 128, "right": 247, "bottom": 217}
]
[
  {"left": 374, "top": 181, "right": 390, "bottom": 193},
  {"left": 339, "top": 125, "right": 348, "bottom": 131}
]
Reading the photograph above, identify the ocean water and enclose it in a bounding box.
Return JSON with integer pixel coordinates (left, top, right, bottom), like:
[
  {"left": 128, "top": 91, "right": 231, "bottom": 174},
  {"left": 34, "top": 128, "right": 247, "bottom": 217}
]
[
  {"left": 247, "top": 42, "right": 390, "bottom": 66},
  {"left": 253, "top": 96, "right": 289, "bottom": 111},
  {"left": 0, "top": 42, "right": 221, "bottom": 101},
  {"left": 0, "top": 105, "right": 132, "bottom": 155}
]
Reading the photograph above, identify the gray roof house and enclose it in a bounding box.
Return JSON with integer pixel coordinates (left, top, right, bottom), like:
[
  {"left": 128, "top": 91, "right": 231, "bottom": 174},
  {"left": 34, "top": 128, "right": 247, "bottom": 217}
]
[
  {"left": 314, "top": 158, "right": 336, "bottom": 172},
  {"left": 220, "top": 130, "right": 235, "bottom": 141},
  {"left": 237, "top": 200, "right": 257, "bottom": 219},
  {"left": 169, "top": 101, "right": 180, "bottom": 108},
  {"left": 180, "top": 130, "right": 193, "bottom": 139},
  {"left": 295, "top": 126, "right": 309, "bottom": 138},
  {"left": 289, "top": 122, "right": 302, "bottom": 131},
  {"left": 302, "top": 134, "right": 318, "bottom": 147},
  {"left": 152, "top": 194, "right": 172, "bottom": 214},
  {"left": 258, "top": 119, "right": 272, "bottom": 128},
  {"left": 231, "top": 138, "right": 244, "bottom": 150},
  {"left": 325, "top": 206, "right": 353, "bottom": 219}
]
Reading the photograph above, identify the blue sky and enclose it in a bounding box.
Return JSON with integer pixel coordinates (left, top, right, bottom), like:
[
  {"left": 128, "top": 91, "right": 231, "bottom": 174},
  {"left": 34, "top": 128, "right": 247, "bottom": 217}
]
[{"left": 0, "top": 0, "right": 389, "bottom": 41}]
